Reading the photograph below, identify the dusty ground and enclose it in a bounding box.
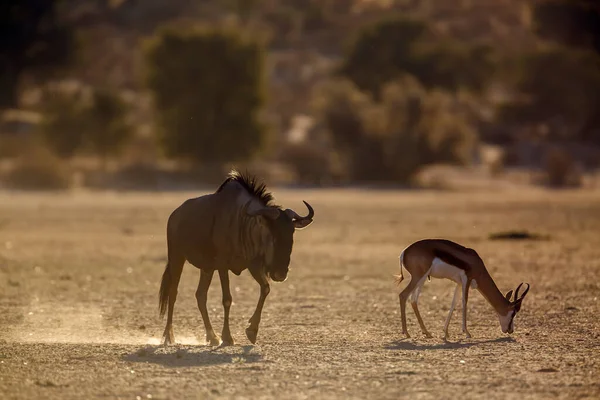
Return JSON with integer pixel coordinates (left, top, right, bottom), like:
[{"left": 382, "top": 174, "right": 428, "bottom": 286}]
[{"left": 0, "top": 187, "right": 599, "bottom": 399}]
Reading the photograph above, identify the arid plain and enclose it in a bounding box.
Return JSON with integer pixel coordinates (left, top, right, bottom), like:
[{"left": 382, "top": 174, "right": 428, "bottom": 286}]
[{"left": 0, "top": 187, "right": 599, "bottom": 399}]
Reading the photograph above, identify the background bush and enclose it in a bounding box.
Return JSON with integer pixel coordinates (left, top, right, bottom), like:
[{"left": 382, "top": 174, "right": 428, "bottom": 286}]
[
  {"left": 4, "top": 145, "right": 71, "bottom": 191},
  {"left": 339, "top": 17, "right": 495, "bottom": 99},
  {"left": 311, "top": 77, "right": 477, "bottom": 184},
  {"left": 144, "top": 25, "right": 268, "bottom": 166}
]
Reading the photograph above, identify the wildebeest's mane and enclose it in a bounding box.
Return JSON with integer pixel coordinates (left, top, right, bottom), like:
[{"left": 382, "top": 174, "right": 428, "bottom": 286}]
[{"left": 217, "top": 169, "right": 278, "bottom": 207}]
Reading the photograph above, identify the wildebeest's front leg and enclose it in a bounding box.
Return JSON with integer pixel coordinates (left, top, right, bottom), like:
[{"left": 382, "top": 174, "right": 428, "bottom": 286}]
[
  {"left": 218, "top": 269, "right": 234, "bottom": 345},
  {"left": 246, "top": 265, "right": 270, "bottom": 344},
  {"left": 196, "top": 269, "right": 221, "bottom": 346}
]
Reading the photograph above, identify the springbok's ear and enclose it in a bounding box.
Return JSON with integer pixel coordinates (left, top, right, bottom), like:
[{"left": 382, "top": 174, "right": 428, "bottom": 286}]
[
  {"left": 505, "top": 290, "right": 513, "bottom": 301},
  {"left": 293, "top": 218, "right": 313, "bottom": 230}
]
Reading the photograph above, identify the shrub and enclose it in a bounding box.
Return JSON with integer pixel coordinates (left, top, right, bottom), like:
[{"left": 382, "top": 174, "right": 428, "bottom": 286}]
[
  {"left": 4, "top": 146, "right": 71, "bottom": 190},
  {"left": 39, "top": 86, "right": 88, "bottom": 158},
  {"left": 311, "top": 77, "right": 478, "bottom": 183},
  {"left": 84, "top": 88, "right": 133, "bottom": 167},
  {"left": 279, "top": 141, "right": 331, "bottom": 185},
  {"left": 338, "top": 16, "right": 495, "bottom": 99},
  {"left": 542, "top": 147, "right": 583, "bottom": 188},
  {"left": 144, "top": 25, "right": 268, "bottom": 166},
  {"left": 498, "top": 47, "right": 600, "bottom": 144}
]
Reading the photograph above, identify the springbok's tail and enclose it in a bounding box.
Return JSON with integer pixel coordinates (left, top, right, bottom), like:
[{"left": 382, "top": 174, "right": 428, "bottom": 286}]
[
  {"left": 159, "top": 262, "right": 171, "bottom": 318},
  {"left": 394, "top": 251, "right": 405, "bottom": 285}
]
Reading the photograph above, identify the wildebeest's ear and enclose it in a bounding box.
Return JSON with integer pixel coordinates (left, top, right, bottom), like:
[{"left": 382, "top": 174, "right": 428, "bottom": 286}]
[{"left": 246, "top": 201, "right": 280, "bottom": 220}]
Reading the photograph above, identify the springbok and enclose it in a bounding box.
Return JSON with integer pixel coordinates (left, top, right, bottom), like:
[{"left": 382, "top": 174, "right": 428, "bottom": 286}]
[
  {"left": 159, "top": 169, "right": 315, "bottom": 346},
  {"left": 396, "top": 239, "right": 530, "bottom": 339}
]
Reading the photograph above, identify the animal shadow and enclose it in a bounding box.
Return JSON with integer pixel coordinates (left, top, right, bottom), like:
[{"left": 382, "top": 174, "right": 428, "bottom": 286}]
[
  {"left": 123, "top": 344, "right": 264, "bottom": 367},
  {"left": 384, "top": 336, "right": 515, "bottom": 351}
]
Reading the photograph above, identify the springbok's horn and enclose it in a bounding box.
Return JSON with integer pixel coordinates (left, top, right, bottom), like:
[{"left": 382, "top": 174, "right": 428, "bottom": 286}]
[{"left": 518, "top": 283, "right": 530, "bottom": 301}]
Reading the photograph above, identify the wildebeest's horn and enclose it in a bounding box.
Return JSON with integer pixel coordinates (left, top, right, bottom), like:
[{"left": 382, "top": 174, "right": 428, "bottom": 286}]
[
  {"left": 285, "top": 201, "right": 314, "bottom": 221},
  {"left": 301, "top": 200, "right": 314, "bottom": 220}
]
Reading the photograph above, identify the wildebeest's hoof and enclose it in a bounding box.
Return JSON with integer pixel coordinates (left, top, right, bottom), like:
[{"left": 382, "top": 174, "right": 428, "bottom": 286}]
[
  {"left": 221, "top": 336, "right": 235, "bottom": 346},
  {"left": 163, "top": 327, "right": 175, "bottom": 346},
  {"left": 245, "top": 327, "right": 258, "bottom": 344}
]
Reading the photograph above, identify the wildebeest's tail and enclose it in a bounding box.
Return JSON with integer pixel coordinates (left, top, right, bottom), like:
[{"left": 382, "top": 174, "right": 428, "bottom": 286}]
[
  {"left": 394, "top": 251, "right": 405, "bottom": 285},
  {"left": 159, "top": 262, "right": 171, "bottom": 318}
]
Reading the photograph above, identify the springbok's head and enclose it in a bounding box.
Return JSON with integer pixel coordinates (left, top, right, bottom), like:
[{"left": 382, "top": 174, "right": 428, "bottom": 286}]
[
  {"left": 246, "top": 201, "right": 314, "bottom": 282},
  {"left": 499, "top": 283, "right": 530, "bottom": 334}
]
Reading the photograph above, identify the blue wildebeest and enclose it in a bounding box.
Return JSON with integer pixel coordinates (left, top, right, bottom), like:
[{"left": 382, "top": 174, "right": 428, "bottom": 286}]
[{"left": 159, "top": 170, "right": 314, "bottom": 346}]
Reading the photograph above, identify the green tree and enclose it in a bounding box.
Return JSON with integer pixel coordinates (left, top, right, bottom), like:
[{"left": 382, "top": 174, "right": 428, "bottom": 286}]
[
  {"left": 0, "top": 0, "right": 73, "bottom": 109},
  {"left": 338, "top": 17, "right": 495, "bottom": 99},
  {"left": 312, "top": 78, "right": 477, "bottom": 183},
  {"left": 39, "top": 87, "right": 87, "bottom": 158},
  {"left": 499, "top": 47, "right": 600, "bottom": 144},
  {"left": 85, "top": 88, "right": 133, "bottom": 167},
  {"left": 144, "top": 26, "right": 267, "bottom": 165}
]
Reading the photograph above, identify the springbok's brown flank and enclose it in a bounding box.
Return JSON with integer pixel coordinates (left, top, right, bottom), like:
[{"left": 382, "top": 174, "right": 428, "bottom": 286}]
[
  {"left": 159, "top": 169, "right": 315, "bottom": 346},
  {"left": 396, "top": 238, "right": 530, "bottom": 339}
]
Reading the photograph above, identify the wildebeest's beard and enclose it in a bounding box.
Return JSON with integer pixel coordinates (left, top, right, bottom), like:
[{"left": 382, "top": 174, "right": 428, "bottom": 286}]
[{"left": 265, "top": 213, "right": 295, "bottom": 282}]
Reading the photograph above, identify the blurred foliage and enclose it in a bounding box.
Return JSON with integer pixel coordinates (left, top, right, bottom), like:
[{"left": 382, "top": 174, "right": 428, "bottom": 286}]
[
  {"left": 499, "top": 47, "right": 600, "bottom": 144},
  {"left": 144, "top": 26, "right": 267, "bottom": 165},
  {"left": 4, "top": 145, "right": 71, "bottom": 190},
  {"left": 279, "top": 141, "right": 332, "bottom": 185},
  {"left": 542, "top": 146, "right": 583, "bottom": 188},
  {"left": 533, "top": 0, "right": 600, "bottom": 54},
  {"left": 40, "top": 85, "right": 132, "bottom": 160},
  {"left": 84, "top": 88, "right": 133, "bottom": 164},
  {"left": 39, "top": 87, "right": 88, "bottom": 158},
  {"left": 312, "top": 77, "right": 477, "bottom": 183},
  {"left": 338, "top": 16, "right": 495, "bottom": 99},
  {"left": 0, "top": 0, "right": 74, "bottom": 109}
]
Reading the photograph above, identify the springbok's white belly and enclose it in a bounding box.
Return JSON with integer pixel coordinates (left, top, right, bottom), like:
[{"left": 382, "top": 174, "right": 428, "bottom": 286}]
[{"left": 429, "top": 257, "right": 466, "bottom": 284}]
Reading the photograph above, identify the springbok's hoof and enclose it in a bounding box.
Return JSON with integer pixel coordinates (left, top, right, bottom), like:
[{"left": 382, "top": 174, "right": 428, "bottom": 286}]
[
  {"left": 206, "top": 335, "right": 221, "bottom": 347},
  {"left": 245, "top": 327, "right": 258, "bottom": 344}
]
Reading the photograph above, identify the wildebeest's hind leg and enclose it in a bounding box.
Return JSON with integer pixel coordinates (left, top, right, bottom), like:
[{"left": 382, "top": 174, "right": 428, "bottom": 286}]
[
  {"left": 159, "top": 254, "right": 185, "bottom": 346},
  {"left": 218, "top": 270, "right": 234, "bottom": 345},
  {"left": 196, "top": 269, "right": 221, "bottom": 346},
  {"left": 246, "top": 265, "right": 270, "bottom": 344}
]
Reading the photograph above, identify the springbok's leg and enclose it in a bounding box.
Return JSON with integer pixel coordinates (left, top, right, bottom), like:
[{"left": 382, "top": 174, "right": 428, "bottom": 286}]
[
  {"left": 410, "top": 275, "right": 433, "bottom": 338},
  {"left": 461, "top": 277, "right": 472, "bottom": 338},
  {"left": 218, "top": 269, "right": 234, "bottom": 345},
  {"left": 443, "top": 283, "right": 461, "bottom": 340},
  {"left": 163, "top": 255, "right": 185, "bottom": 346},
  {"left": 246, "top": 265, "right": 270, "bottom": 344},
  {"left": 196, "top": 269, "right": 221, "bottom": 346},
  {"left": 398, "top": 276, "right": 422, "bottom": 338}
]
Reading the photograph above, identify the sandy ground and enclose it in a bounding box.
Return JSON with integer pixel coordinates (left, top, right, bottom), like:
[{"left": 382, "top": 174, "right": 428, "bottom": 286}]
[{"left": 0, "top": 187, "right": 599, "bottom": 399}]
